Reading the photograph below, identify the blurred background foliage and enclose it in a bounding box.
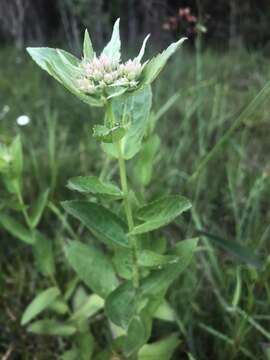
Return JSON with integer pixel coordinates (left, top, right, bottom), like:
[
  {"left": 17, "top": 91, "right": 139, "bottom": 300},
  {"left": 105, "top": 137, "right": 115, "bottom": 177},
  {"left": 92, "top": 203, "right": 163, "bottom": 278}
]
[{"left": 1, "top": 0, "right": 270, "bottom": 51}]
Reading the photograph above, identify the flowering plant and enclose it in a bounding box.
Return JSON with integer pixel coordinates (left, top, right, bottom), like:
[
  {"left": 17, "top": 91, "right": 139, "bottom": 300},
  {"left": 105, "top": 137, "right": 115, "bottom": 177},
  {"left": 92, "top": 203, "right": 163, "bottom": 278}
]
[{"left": 16, "top": 19, "right": 198, "bottom": 359}]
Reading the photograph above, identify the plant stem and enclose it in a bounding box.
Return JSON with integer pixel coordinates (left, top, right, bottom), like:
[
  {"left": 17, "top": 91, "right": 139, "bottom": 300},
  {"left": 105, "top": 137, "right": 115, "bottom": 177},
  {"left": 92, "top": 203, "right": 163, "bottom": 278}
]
[{"left": 116, "top": 140, "right": 140, "bottom": 288}]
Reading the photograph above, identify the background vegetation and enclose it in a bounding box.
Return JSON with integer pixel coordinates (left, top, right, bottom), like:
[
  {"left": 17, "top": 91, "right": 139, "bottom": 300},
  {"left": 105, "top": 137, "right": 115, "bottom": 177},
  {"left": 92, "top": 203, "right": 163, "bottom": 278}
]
[{"left": 1, "top": 1, "right": 270, "bottom": 359}]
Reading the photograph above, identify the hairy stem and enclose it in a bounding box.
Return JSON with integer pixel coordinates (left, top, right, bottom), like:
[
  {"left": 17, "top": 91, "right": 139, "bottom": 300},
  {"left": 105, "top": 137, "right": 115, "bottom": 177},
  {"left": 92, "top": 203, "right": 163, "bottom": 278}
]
[{"left": 116, "top": 140, "right": 140, "bottom": 288}]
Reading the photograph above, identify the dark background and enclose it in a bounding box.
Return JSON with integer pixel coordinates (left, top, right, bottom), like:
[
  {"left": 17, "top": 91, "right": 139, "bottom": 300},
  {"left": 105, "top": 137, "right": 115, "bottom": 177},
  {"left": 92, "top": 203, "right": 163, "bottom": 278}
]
[{"left": 1, "top": 0, "right": 270, "bottom": 52}]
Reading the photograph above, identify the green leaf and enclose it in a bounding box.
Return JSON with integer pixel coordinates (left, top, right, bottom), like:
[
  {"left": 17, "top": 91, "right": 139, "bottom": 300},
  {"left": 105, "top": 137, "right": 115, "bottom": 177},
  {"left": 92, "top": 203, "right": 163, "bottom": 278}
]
[
  {"left": 102, "top": 86, "right": 152, "bottom": 159},
  {"left": 71, "top": 294, "right": 104, "bottom": 322},
  {"left": 138, "top": 250, "right": 179, "bottom": 268},
  {"left": 76, "top": 331, "right": 95, "bottom": 360},
  {"left": 29, "top": 189, "right": 50, "bottom": 228},
  {"left": 199, "top": 231, "right": 263, "bottom": 268},
  {"left": 141, "top": 238, "right": 198, "bottom": 295},
  {"left": 102, "top": 18, "right": 121, "bottom": 61},
  {"left": 62, "top": 200, "right": 130, "bottom": 248},
  {"left": 65, "top": 241, "right": 118, "bottom": 298},
  {"left": 21, "top": 287, "right": 60, "bottom": 325},
  {"left": 93, "top": 124, "right": 126, "bottom": 143},
  {"left": 9, "top": 136, "right": 23, "bottom": 178},
  {"left": 138, "top": 333, "right": 180, "bottom": 360},
  {"left": 83, "top": 29, "right": 94, "bottom": 60},
  {"left": 33, "top": 231, "right": 55, "bottom": 276},
  {"left": 0, "top": 214, "right": 34, "bottom": 244},
  {"left": 134, "top": 134, "right": 160, "bottom": 186},
  {"left": 67, "top": 175, "right": 122, "bottom": 198},
  {"left": 27, "top": 47, "right": 102, "bottom": 108},
  {"left": 27, "top": 47, "right": 79, "bottom": 77},
  {"left": 131, "top": 195, "right": 192, "bottom": 235},
  {"left": 154, "top": 300, "right": 175, "bottom": 322},
  {"left": 105, "top": 282, "right": 141, "bottom": 329},
  {"left": 27, "top": 319, "right": 76, "bottom": 337},
  {"left": 141, "top": 37, "right": 187, "bottom": 85},
  {"left": 48, "top": 299, "right": 69, "bottom": 315},
  {"left": 113, "top": 247, "right": 134, "bottom": 280},
  {"left": 124, "top": 315, "right": 150, "bottom": 357}
]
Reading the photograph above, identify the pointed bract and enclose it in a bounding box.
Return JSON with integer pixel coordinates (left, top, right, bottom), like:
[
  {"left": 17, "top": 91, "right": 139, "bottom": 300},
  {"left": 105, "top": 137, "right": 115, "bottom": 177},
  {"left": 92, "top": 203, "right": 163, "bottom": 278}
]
[
  {"left": 134, "top": 34, "right": 150, "bottom": 63},
  {"left": 83, "top": 29, "right": 94, "bottom": 60},
  {"left": 102, "top": 18, "right": 121, "bottom": 62}
]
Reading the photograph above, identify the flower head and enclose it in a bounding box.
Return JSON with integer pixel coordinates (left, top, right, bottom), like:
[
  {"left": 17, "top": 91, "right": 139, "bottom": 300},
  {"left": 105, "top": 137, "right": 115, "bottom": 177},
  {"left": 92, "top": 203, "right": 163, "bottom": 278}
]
[{"left": 27, "top": 19, "right": 186, "bottom": 107}]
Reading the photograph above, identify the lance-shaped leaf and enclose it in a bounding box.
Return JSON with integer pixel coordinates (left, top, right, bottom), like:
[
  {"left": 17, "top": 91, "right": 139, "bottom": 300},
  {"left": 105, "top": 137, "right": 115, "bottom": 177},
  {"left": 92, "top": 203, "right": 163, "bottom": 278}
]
[
  {"left": 102, "top": 18, "right": 121, "bottom": 61},
  {"left": 138, "top": 333, "right": 180, "bottom": 360},
  {"left": 62, "top": 200, "right": 130, "bottom": 248},
  {"left": 33, "top": 231, "right": 55, "bottom": 276},
  {"left": 141, "top": 37, "right": 187, "bottom": 85},
  {"left": 29, "top": 189, "right": 50, "bottom": 228},
  {"left": 9, "top": 136, "right": 23, "bottom": 178},
  {"left": 21, "top": 287, "right": 60, "bottom": 325},
  {"left": 138, "top": 250, "right": 179, "bottom": 268},
  {"left": 103, "top": 85, "right": 152, "bottom": 159},
  {"left": 124, "top": 314, "right": 152, "bottom": 357},
  {"left": 27, "top": 319, "right": 76, "bottom": 337},
  {"left": 141, "top": 238, "right": 198, "bottom": 296},
  {"left": 70, "top": 294, "right": 104, "bottom": 323},
  {"left": 67, "top": 175, "right": 122, "bottom": 198},
  {"left": 65, "top": 241, "right": 118, "bottom": 298},
  {"left": 0, "top": 214, "right": 34, "bottom": 244},
  {"left": 105, "top": 282, "right": 143, "bottom": 329},
  {"left": 130, "top": 195, "right": 192, "bottom": 235},
  {"left": 83, "top": 29, "right": 94, "bottom": 59},
  {"left": 27, "top": 47, "right": 102, "bottom": 107}
]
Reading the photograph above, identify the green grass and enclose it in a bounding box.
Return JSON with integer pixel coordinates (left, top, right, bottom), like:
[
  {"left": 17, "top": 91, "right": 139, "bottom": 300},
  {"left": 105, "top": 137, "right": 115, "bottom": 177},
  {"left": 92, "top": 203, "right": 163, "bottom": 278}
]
[{"left": 1, "top": 46, "right": 270, "bottom": 359}]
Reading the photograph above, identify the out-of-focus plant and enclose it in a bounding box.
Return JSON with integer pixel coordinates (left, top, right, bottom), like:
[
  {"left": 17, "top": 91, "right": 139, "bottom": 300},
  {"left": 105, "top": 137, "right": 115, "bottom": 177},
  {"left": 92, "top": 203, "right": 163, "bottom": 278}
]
[{"left": 19, "top": 19, "right": 198, "bottom": 359}]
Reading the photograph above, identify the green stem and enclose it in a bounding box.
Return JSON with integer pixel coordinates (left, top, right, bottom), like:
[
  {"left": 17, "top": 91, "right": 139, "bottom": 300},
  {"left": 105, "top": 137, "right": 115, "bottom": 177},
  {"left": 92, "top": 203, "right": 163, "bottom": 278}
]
[{"left": 116, "top": 141, "right": 140, "bottom": 288}]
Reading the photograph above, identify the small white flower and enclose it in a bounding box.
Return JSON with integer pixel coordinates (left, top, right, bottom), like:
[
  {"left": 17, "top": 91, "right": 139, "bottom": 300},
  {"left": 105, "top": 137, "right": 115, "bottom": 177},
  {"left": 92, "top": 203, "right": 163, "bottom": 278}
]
[{"left": 16, "top": 115, "right": 31, "bottom": 126}]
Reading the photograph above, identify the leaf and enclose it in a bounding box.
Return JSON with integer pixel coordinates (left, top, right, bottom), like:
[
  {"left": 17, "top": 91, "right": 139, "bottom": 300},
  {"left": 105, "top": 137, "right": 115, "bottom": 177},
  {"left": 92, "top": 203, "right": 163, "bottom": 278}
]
[
  {"left": 198, "top": 231, "right": 263, "bottom": 268},
  {"left": 113, "top": 247, "right": 134, "bottom": 280},
  {"left": 67, "top": 175, "right": 122, "bottom": 198},
  {"left": 83, "top": 29, "right": 94, "bottom": 60},
  {"left": 135, "top": 34, "right": 151, "bottom": 63},
  {"left": 131, "top": 195, "right": 192, "bottom": 235},
  {"left": 76, "top": 331, "right": 95, "bottom": 360},
  {"left": 65, "top": 241, "right": 118, "bottom": 298},
  {"left": 124, "top": 315, "right": 150, "bottom": 357},
  {"left": 29, "top": 189, "right": 50, "bottom": 228},
  {"left": 9, "top": 136, "right": 23, "bottom": 178},
  {"left": 102, "top": 86, "right": 152, "bottom": 159},
  {"left": 33, "top": 231, "right": 55, "bottom": 276},
  {"left": 21, "top": 287, "right": 60, "bottom": 325},
  {"left": 141, "top": 238, "right": 198, "bottom": 296},
  {"left": 0, "top": 214, "right": 34, "bottom": 244},
  {"left": 93, "top": 124, "right": 126, "bottom": 143},
  {"left": 154, "top": 300, "right": 175, "bottom": 322},
  {"left": 62, "top": 200, "right": 130, "bottom": 248},
  {"left": 27, "top": 319, "right": 76, "bottom": 337},
  {"left": 134, "top": 134, "right": 160, "bottom": 186},
  {"left": 102, "top": 18, "right": 121, "bottom": 61},
  {"left": 138, "top": 250, "right": 179, "bottom": 268},
  {"left": 105, "top": 282, "right": 141, "bottom": 329},
  {"left": 138, "top": 333, "right": 180, "bottom": 360},
  {"left": 48, "top": 299, "right": 69, "bottom": 315},
  {"left": 141, "top": 37, "right": 187, "bottom": 85},
  {"left": 27, "top": 47, "right": 102, "bottom": 108},
  {"left": 71, "top": 294, "right": 104, "bottom": 322}
]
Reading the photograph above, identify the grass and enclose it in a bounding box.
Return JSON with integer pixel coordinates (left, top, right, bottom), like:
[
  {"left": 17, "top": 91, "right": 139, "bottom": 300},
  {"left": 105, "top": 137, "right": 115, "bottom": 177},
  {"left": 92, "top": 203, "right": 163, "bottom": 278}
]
[{"left": 0, "top": 45, "right": 270, "bottom": 359}]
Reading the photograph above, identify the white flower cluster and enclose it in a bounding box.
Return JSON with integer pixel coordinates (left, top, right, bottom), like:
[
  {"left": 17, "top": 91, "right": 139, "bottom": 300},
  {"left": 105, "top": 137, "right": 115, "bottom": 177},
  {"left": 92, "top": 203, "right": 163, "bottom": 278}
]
[{"left": 77, "top": 54, "right": 143, "bottom": 94}]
